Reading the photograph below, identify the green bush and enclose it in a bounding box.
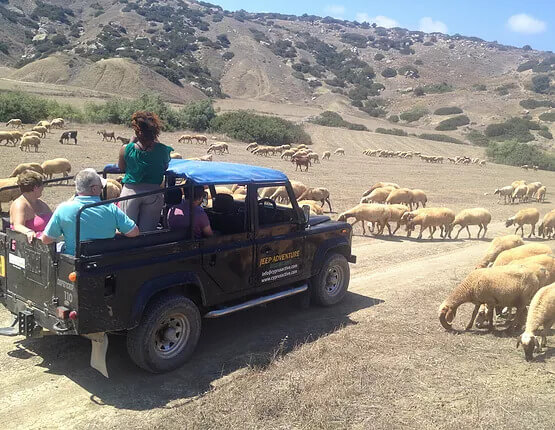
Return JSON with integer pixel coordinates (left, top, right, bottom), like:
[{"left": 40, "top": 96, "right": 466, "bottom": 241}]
[
  {"left": 375, "top": 127, "right": 407, "bottom": 136},
  {"left": 413, "top": 87, "right": 425, "bottom": 96},
  {"left": 222, "top": 51, "right": 234, "bottom": 61},
  {"left": 374, "top": 53, "right": 385, "bottom": 61},
  {"left": 388, "top": 114, "right": 399, "bottom": 123},
  {"left": 381, "top": 67, "right": 397, "bottom": 78},
  {"left": 0, "top": 41, "right": 8, "bottom": 54},
  {"left": 418, "top": 133, "right": 463, "bottom": 144},
  {"left": 422, "top": 82, "right": 453, "bottom": 93},
  {"left": 308, "top": 111, "right": 368, "bottom": 131},
  {"left": 400, "top": 106, "right": 428, "bottom": 122},
  {"left": 538, "top": 129, "right": 553, "bottom": 139},
  {"left": 466, "top": 130, "right": 489, "bottom": 146},
  {"left": 487, "top": 140, "right": 555, "bottom": 171},
  {"left": 520, "top": 99, "right": 555, "bottom": 109},
  {"left": 539, "top": 112, "right": 555, "bottom": 122},
  {"left": 517, "top": 60, "right": 537, "bottom": 72},
  {"left": 210, "top": 110, "right": 311, "bottom": 146},
  {"left": 434, "top": 107, "right": 463, "bottom": 115},
  {"left": 484, "top": 117, "right": 540, "bottom": 143},
  {"left": 398, "top": 65, "right": 419, "bottom": 77},
  {"left": 414, "top": 59, "right": 423, "bottom": 65},
  {"left": 472, "top": 84, "right": 487, "bottom": 91},
  {"left": 435, "top": 115, "right": 470, "bottom": 131},
  {"left": 531, "top": 75, "right": 551, "bottom": 94},
  {"left": 0, "top": 91, "right": 83, "bottom": 123},
  {"left": 177, "top": 99, "right": 215, "bottom": 131},
  {"left": 31, "top": 1, "right": 74, "bottom": 24}
]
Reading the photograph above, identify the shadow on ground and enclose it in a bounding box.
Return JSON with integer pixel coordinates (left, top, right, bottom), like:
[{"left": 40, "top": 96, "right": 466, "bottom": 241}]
[{"left": 8, "top": 291, "right": 382, "bottom": 411}]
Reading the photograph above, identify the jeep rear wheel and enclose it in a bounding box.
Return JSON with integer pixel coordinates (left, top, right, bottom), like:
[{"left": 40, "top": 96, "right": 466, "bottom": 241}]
[
  {"left": 126, "top": 295, "right": 201, "bottom": 373},
  {"left": 311, "top": 253, "right": 350, "bottom": 306}
]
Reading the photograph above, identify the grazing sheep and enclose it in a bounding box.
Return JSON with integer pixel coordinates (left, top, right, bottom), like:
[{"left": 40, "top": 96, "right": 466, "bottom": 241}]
[
  {"left": 298, "top": 200, "right": 324, "bottom": 215},
  {"left": 402, "top": 207, "right": 456, "bottom": 239},
  {"left": 494, "top": 186, "right": 514, "bottom": 204},
  {"left": 536, "top": 186, "right": 546, "bottom": 203},
  {"left": 538, "top": 210, "right": 555, "bottom": 239},
  {"left": 438, "top": 265, "right": 549, "bottom": 332},
  {"left": 19, "top": 135, "right": 40, "bottom": 152},
  {"left": 360, "top": 187, "right": 394, "bottom": 204},
  {"left": 334, "top": 147, "right": 345, "bottom": 156},
  {"left": 492, "top": 243, "right": 552, "bottom": 267},
  {"left": 36, "top": 120, "right": 50, "bottom": 129},
  {"left": 59, "top": 131, "right": 78, "bottom": 145},
  {"left": 31, "top": 126, "right": 47, "bottom": 138},
  {"left": 117, "top": 136, "right": 130, "bottom": 145},
  {"left": 526, "top": 183, "right": 542, "bottom": 202},
  {"left": 9, "top": 131, "right": 23, "bottom": 143},
  {"left": 511, "top": 180, "right": 527, "bottom": 189},
  {"left": 178, "top": 135, "right": 193, "bottom": 144},
  {"left": 511, "top": 184, "right": 528, "bottom": 203},
  {"left": 170, "top": 152, "right": 183, "bottom": 159},
  {"left": 385, "top": 188, "right": 413, "bottom": 210},
  {"left": 0, "top": 177, "right": 22, "bottom": 211},
  {"left": 521, "top": 164, "right": 530, "bottom": 170},
  {"left": 207, "top": 142, "right": 229, "bottom": 154},
  {"left": 505, "top": 208, "right": 540, "bottom": 237},
  {"left": 382, "top": 204, "right": 409, "bottom": 236},
  {"left": 0, "top": 131, "right": 16, "bottom": 146},
  {"left": 50, "top": 118, "right": 64, "bottom": 129},
  {"left": 476, "top": 236, "right": 523, "bottom": 270},
  {"left": 337, "top": 203, "right": 390, "bottom": 236},
  {"left": 322, "top": 151, "right": 331, "bottom": 160},
  {"left": 280, "top": 149, "right": 295, "bottom": 160},
  {"left": 23, "top": 131, "right": 41, "bottom": 139},
  {"left": 449, "top": 208, "right": 492, "bottom": 239},
  {"left": 97, "top": 130, "right": 116, "bottom": 141},
  {"left": 41, "top": 158, "right": 71, "bottom": 180},
  {"left": 308, "top": 153, "right": 320, "bottom": 164},
  {"left": 363, "top": 182, "right": 400, "bottom": 196},
  {"left": 516, "top": 283, "right": 555, "bottom": 360},
  {"left": 509, "top": 254, "right": 555, "bottom": 284},
  {"left": 292, "top": 156, "right": 311, "bottom": 172},
  {"left": 10, "top": 163, "right": 44, "bottom": 177},
  {"left": 410, "top": 189, "right": 427, "bottom": 209},
  {"left": 246, "top": 142, "right": 258, "bottom": 151},
  {"left": 6, "top": 119, "right": 23, "bottom": 128},
  {"left": 297, "top": 187, "right": 332, "bottom": 212},
  {"left": 193, "top": 135, "right": 208, "bottom": 144}
]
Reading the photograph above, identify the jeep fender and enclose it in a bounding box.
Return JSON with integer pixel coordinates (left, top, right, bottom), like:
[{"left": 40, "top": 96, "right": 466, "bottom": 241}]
[
  {"left": 311, "top": 237, "right": 351, "bottom": 277},
  {"left": 130, "top": 272, "right": 205, "bottom": 327}
]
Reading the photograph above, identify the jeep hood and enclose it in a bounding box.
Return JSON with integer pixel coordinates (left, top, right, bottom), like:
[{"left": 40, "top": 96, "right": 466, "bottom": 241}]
[{"left": 308, "top": 215, "right": 331, "bottom": 226}]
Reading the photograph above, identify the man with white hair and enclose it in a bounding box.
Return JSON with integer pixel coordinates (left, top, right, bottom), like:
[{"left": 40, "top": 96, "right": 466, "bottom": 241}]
[{"left": 42, "top": 168, "right": 139, "bottom": 255}]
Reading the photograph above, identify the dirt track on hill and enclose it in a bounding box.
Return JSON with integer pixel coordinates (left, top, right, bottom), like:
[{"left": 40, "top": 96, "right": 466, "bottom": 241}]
[{"left": 0, "top": 123, "right": 554, "bottom": 429}]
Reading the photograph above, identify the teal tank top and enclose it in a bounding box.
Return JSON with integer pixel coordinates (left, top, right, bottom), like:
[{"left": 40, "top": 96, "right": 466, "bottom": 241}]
[{"left": 122, "top": 142, "right": 173, "bottom": 185}]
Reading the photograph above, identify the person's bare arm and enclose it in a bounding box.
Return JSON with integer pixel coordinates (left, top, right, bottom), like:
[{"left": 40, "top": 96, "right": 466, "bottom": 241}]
[
  {"left": 10, "top": 200, "right": 35, "bottom": 243},
  {"left": 202, "top": 224, "right": 213, "bottom": 237},
  {"left": 124, "top": 225, "right": 139, "bottom": 238},
  {"left": 118, "top": 145, "right": 127, "bottom": 172},
  {"left": 41, "top": 234, "right": 54, "bottom": 245}
]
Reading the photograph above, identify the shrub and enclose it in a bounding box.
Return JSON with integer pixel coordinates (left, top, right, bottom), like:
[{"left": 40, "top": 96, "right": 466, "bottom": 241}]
[
  {"left": 466, "top": 130, "right": 489, "bottom": 146},
  {"left": 398, "top": 65, "right": 419, "bottom": 77},
  {"left": 472, "top": 84, "right": 487, "bottom": 91},
  {"left": 0, "top": 91, "right": 83, "bottom": 123},
  {"left": 434, "top": 107, "right": 463, "bottom": 115},
  {"left": 422, "top": 82, "right": 453, "bottom": 93},
  {"left": 495, "top": 83, "right": 517, "bottom": 96},
  {"left": 388, "top": 114, "right": 399, "bottom": 123},
  {"left": 484, "top": 117, "right": 540, "bottom": 143},
  {"left": 486, "top": 140, "right": 555, "bottom": 171},
  {"left": 341, "top": 33, "right": 367, "bottom": 48},
  {"left": 31, "top": 1, "right": 74, "bottom": 24},
  {"left": 519, "top": 99, "right": 555, "bottom": 109},
  {"left": 400, "top": 106, "right": 428, "bottom": 122},
  {"left": 375, "top": 127, "right": 407, "bottom": 136},
  {"left": 539, "top": 112, "right": 555, "bottom": 122},
  {"left": 0, "top": 41, "right": 8, "bottom": 55},
  {"left": 517, "top": 59, "right": 538, "bottom": 72},
  {"left": 381, "top": 67, "right": 397, "bottom": 78},
  {"left": 324, "top": 77, "right": 345, "bottom": 87},
  {"left": 414, "top": 59, "right": 423, "bottom": 65},
  {"left": 210, "top": 111, "right": 311, "bottom": 145},
  {"left": 308, "top": 111, "right": 367, "bottom": 131},
  {"left": 374, "top": 53, "right": 385, "bottom": 61},
  {"left": 531, "top": 75, "right": 551, "bottom": 94},
  {"left": 418, "top": 133, "right": 463, "bottom": 144},
  {"left": 177, "top": 100, "right": 215, "bottom": 131},
  {"left": 222, "top": 51, "right": 234, "bottom": 61},
  {"left": 435, "top": 115, "right": 470, "bottom": 130},
  {"left": 413, "top": 87, "right": 425, "bottom": 97},
  {"left": 538, "top": 129, "right": 553, "bottom": 139},
  {"left": 308, "top": 80, "right": 322, "bottom": 88}
]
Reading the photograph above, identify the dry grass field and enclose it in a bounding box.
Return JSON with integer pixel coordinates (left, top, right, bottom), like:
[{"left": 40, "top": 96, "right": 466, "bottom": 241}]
[{"left": 0, "top": 122, "right": 554, "bottom": 429}]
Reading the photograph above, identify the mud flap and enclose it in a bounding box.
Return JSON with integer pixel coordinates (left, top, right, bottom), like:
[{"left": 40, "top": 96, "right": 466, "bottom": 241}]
[{"left": 85, "top": 333, "right": 109, "bottom": 378}]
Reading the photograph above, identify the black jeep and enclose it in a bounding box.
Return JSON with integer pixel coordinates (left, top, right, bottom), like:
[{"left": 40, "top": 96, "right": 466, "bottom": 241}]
[{"left": 0, "top": 160, "right": 355, "bottom": 376}]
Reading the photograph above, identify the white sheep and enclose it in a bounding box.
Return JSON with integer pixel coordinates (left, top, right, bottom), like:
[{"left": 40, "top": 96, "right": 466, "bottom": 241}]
[
  {"left": 19, "top": 135, "right": 40, "bottom": 152},
  {"left": 438, "top": 265, "right": 550, "bottom": 331},
  {"left": 360, "top": 187, "right": 393, "bottom": 204},
  {"left": 337, "top": 203, "right": 390, "bottom": 236},
  {"left": 475, "top": 234, "right": 524, "bottom": 269},
  {"left": 334, "top": 147, "right": 345, "bottom": 156},
  {"left": 402, "top": 207, "right": 455, "bottom": 239},
  {"left": 410, "top": 189, "right": 427, "bottom": 209},
  {"left": 41, "top": 158, "right": 71, "bottom": 181},
  {"left": 10, "top": 162, "right": 44, "bottom": 177},
  {"left": 207, "top": 142, "right": 229, "bottom": 154},
  {"left": 449, "top": 208, "right": 492, "bottom": 239},
  {"left": 322, "top": 151, "right": 331, "bottom": 160},
  {"left": 363, "top": 182, "right": 400, "bottom": 196},
  {"left": 492, "top": 243, "right": 552, "bottom": 267},
  {"left": 385, "top": 188, "right": 413, "bottom": 210},
  {"left": 6, "top": 119, "right": 23, "bottom": 128},
  {"left": 493, "top": 186, "right": 514, "bottom": 204},
  {"left": 536, "top": 186, "right": 546, "bottom": 203},
  {"left": 505, "top": 208, "right": 540, "bottom": 237},
  {"left": 0, "top": 131, "right": 16, "bottom": 145},
  {"left": 297, "top": 187, "right": 332, "bottom": 212},
  {"left": 9, "top": 131, "right": 23, "bottom": 143},
  {"left": 516, "top": 283, "right": 555, "bottom": 360},
  {"left": 32, "top": 126, "right": 48, "bottom": 138},
  {"left": 511, "top": 184, "right": 528, "bottom": 203},
  {"left": 538, "top": 210, "right": 555, "bottom": 239}
]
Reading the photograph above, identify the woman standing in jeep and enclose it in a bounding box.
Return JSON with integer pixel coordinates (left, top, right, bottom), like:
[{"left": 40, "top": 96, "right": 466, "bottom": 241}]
[{"left": 118, "top": 111, "right": 173, "bottom": 231}]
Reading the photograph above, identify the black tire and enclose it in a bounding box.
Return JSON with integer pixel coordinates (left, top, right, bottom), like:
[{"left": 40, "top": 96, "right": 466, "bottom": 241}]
[
  {"left": 310, "top": 253, "right": 350, "bottom": 306},
  {"left": 126, "top": 295, "right": 201, "bottom": 373}
]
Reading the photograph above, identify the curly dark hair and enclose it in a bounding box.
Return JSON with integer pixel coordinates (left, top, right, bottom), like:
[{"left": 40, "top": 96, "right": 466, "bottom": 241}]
[
  {"left": 17, "top": 170, "right": 44, "bottom": 193},
  {"left": 131, "top": 111, "right": 162, "bottom": 142}
]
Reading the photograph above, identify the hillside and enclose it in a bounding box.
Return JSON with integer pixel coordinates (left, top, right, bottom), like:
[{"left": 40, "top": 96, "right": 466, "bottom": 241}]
[{"left": 0, "top": 0, "right": 553, "bottom": 143}]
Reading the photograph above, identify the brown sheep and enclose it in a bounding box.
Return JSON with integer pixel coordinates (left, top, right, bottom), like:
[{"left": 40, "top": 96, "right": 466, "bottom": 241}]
[
  {"left": 505, "top": 208, "right": 540, "bottom": 237},
  {"left": 385, "top": 188, "right": 413, "bottom": 210},
  {"left": 538, "top": 210, "right": 555, "bottom": 239},
  {"left": 337, "top": 203, "right": 390, "bottom": 236},
  {"left": 297, "top": 187, "right": 332, "bottom": 212},
  {"left": 10, "top": 163, "right": 44, "bottom": 177},
  {"left": 449, "top": 208, "right": 492, "bottom": 239},
  {"left": 492, "top": 243, "right": 552, "bottom": 267},
  {"left": 475, "top": 235, "right": 524, "bottom": 268},
  {"left": 360, "top": 187, "right": 394, "bottom": 204},
  {"left": 41, "top": 158, "right": 71, "bottom": 181},
  {"left": 410, "top": 189, "right": 427, "bottom": 209},
  {"left": 402, "top": 207, "right": 456, "bottom": 239}
]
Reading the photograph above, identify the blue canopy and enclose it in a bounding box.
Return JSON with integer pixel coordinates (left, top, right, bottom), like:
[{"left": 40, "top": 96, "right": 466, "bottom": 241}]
[{"left": 103, "top": 160, "right": 288, "bottom": 185}]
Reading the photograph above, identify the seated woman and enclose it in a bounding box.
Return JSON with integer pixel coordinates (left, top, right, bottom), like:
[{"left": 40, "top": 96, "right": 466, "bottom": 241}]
[
  {"left": 9, "top": 170, "right": 52, "bottom": 243},
  {"left": 167, "top": 186, "right": 213, "bottom": 239}
]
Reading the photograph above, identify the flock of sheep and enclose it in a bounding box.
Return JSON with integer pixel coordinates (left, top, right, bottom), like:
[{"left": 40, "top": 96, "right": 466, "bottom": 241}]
[
  {"left": 362, "top": 149, "right": 487, "bottom": 166},
  {"left": 440, "top": 235, "right": 554, "bottom": 361},
  {"left": 493, "top": 180, "right": 546, "bottom": 204},
  {"left": 1, "top": 118, "right": 68, "bottom": 152}
]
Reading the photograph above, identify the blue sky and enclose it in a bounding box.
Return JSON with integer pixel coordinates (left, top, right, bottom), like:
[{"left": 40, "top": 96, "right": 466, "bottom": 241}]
[{"left": 214, "top": 1, "right": 554, "bottom": 52}]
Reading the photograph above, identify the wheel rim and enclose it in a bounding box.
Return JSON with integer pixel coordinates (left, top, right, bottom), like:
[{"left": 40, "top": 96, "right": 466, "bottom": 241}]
[
  {"left": 325, "top": 265, "right": 344, "bottom": 297},
  {"left": 153, "top": 313, "right": 190, "bottom": 359}
]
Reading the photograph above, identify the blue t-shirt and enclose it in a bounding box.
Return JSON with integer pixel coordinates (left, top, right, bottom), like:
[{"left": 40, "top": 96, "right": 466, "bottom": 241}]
[{"left": 44, "top": 195, "right": 136, "bottom": 256}]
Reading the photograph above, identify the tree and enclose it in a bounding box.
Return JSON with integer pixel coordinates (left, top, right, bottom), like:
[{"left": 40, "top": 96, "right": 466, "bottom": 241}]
[
  {"left": 531, "top": 75, "right": 551, "bottom": 94},
  {"left": 179, "top": 100, "right": 216, "bottom": 131}
]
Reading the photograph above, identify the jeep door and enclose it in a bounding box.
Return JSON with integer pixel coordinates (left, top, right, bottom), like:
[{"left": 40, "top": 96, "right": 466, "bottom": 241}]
[{"left": 254, "top": 183, "right": 307, "bottom": 289}]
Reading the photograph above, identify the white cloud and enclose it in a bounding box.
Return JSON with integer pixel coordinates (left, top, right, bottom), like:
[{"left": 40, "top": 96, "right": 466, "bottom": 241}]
[
  {"left": 324, "top": 5, "right": 345, "bottom": 18},
  {"left": 418, "top": 17, "right": 448, "bottom": 33},
  {"left": 355, "top": 13, "right": 399, "bottom": 28},
  {"left": 507, "top": 13, "right": 546, "bottom": 34}
]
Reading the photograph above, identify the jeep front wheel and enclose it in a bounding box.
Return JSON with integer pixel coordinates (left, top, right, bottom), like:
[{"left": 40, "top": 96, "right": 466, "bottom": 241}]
[
  {"left": 126, "top": 295, "right": 201, "bottom": 373},
  {"left": 310, "top": 253, "right": 350, "bottom": 306}
]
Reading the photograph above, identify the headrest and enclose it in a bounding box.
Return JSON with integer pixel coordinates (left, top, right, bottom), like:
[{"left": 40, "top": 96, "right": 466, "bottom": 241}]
[
  {"left": 213, "top": 193, "right": 234, "bottom": 213},
  {"left": 165, "top": 188, "right": 183, "bottom": 206}
]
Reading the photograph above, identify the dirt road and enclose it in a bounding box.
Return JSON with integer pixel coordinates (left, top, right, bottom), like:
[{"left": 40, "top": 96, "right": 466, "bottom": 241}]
[{"left": 1, "top": 221, "right": 553, "bottom": 429}]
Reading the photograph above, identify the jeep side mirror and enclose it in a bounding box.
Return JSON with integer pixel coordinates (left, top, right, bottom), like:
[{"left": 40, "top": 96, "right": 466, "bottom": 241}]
[{"left": 302, "top": 204, "right": 310, "bottom": 226}]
